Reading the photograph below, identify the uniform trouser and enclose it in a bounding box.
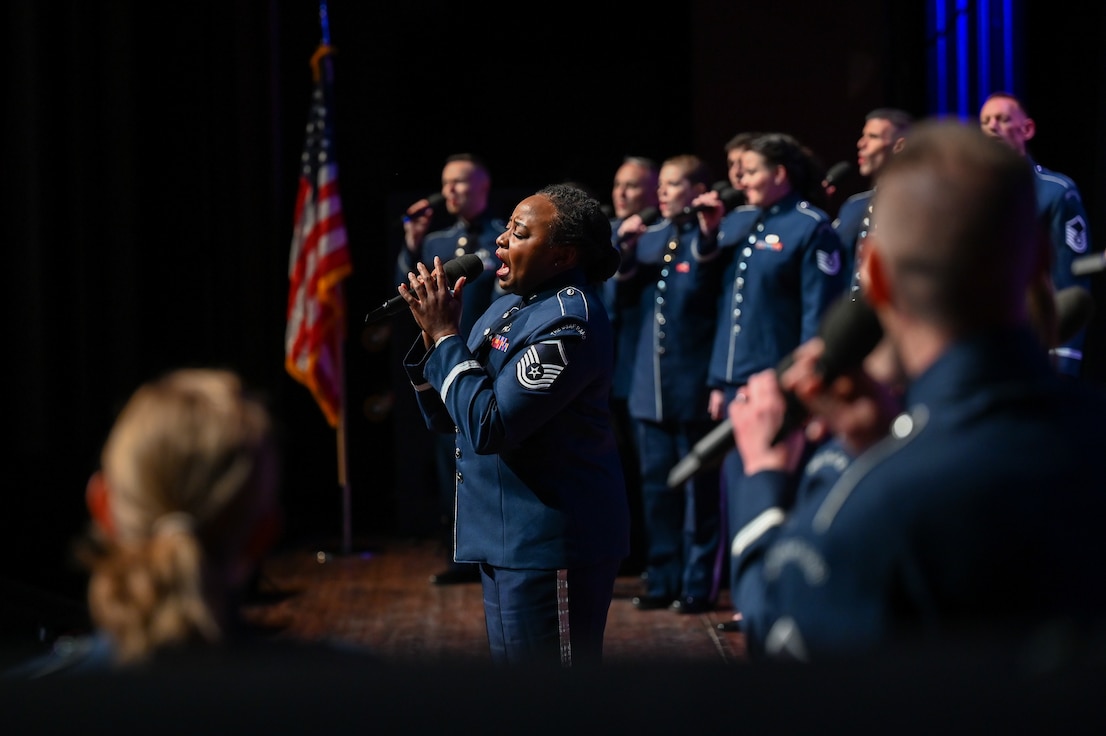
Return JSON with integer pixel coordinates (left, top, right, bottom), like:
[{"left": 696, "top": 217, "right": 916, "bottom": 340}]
[
  {"left": 481, "top": 560, "right": 620, "bottom": 667},
  {"left": 611, "top": 396, "right": 646, "bottom": 573},
  {"left": 716, "top": 384, "right": 748, "bottom": 606},
  {"left": 722, "top": 447, "right": 748, "bottom": 606},
  {"left": 635, "top": 418, "right": 722, "bottom": 602}
]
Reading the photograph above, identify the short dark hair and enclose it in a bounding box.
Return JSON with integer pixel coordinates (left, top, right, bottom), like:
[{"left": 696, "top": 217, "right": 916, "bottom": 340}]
[
  {"left": 444, "top": 152, "right": 490, "bottom": 172},
  {"left": 622, "top": 155, "right": 658, "bottom": 172},
  {"left": 878, "top": 119, "right": 1038, "bottom": 328},
  {"left": 662, "top": 154, "right": 713, "bottom": 188},
  {"left": 538, "top": 183, "right": 619, "bottom": 282},
  {"left": 981, "top": 91, "right": 1027, "bottom": 115},
  {"left": 865, "top": 108, "right": 914, "bottom": 134},
  {"left": 724, "top": 131, "right": 762, "bottom": 153},
  {"left": 748, "top": 132, "right": 821, "bottom": 203}
]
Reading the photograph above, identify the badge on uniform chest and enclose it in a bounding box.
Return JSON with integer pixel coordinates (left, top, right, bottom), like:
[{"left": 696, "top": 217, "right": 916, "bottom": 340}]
[{"left": 755, "top": 234, "right": 784, "bottom": 252}]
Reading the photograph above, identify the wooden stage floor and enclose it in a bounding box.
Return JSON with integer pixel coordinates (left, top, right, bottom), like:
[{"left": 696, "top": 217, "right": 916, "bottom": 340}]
[
  {"left": 243, "top": 535, "right": 747, "bottom": 665},
  {"left": 5, "top": 535, "right": 1103, "bottom": 733}
]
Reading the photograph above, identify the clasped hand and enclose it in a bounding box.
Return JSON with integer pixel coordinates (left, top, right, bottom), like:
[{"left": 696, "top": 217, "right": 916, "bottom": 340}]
[{"left": 402, "top": 256, "right": 465, "bottom": 348}]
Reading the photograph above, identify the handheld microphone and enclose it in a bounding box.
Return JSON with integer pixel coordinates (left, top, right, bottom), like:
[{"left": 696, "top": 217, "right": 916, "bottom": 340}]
[
  {"left": 364, "top": 253, "right": 485, "bottom": 324},
  {"left": 665, "top": 294, "right": 883, "bottom": 488},
  {"left": 665, "top": 419, "right": 741, "bottom": 489},
  {"left": 402, "top": 193, "right": 446, "bottom": 224},
  {"left": 823, "top": 161, "right": 854, "bottom": 188},
  {"left": 769, "top": 294, "right": 884, "bottom": 446},
  {"left": 617, "top": 207, "right": 661, "bottom": 244},
  {"left": 675, "top": 187, "right": 745, "bottom": 219}
]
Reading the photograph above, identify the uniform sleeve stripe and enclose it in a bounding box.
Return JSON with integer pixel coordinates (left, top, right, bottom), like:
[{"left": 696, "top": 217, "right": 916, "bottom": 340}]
[
  {"left": 440, "top": 360, "right": 482, "bottom": 401},
  {"left": 732, "top": 507, "right": 787, "bottom": 558}
]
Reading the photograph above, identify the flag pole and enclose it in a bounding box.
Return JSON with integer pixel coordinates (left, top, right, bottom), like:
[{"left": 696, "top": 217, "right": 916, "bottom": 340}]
[
  {"left": 336, "top": 330, "right": 352, "bottom": 557},
  {"left": 317, "top": 0, "right": 352, "bottom": 557},
  {"left": 319, "top": 0, "right": 331, "bottom": 46}
]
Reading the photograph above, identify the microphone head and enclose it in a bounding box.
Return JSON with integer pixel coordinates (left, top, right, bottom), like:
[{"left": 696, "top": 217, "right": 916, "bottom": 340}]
[
  {"left": 637, "top": 206, "right": 661, "bottom": 226},
  {"left": 1055, "top": 285, "right": 1095, "bottom": 345},
  {"left": 443, "top": 253, "right": 486, "bottom": 282},
  {"left": 719, "top": 187, "right": 746, "bottom": 211},
  {"left": 816, "top": 294, "right": 884, "bottom": 380},
  {"left": 824, "top": 161, "right": 854, "bottom": 187},
  {"left": 400, "top": 192, "right": 447, "bottom": 226}
]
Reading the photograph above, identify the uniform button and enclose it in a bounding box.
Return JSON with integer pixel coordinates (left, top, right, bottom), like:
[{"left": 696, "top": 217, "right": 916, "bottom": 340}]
[
  {"left": 742, "top": 247, "right": 752, "bottom": 257},
  {"left": 656, "top": 296, "right": 665, "bottom": 306},
  {"left": 739, "top": 262, "right": 747, "bottom": 271},
  {"left": 756, "top": 223, "right": 765, "bottom": 232},
  {"left": 733, "top": 325, "right": 741, "bottom": 335},
  {"left": 733, "top": 309, "right": 741, "bottom": 319},
  {"left": 454, "top": 448, "right": 462, "bottom": 459},
  {"left": 458, "top": 236, "right": 469, "bottom": 247},
  {"left": 658, "top": 346, "right": 666, "bottom": 355},
  {"left": 735, "top": 294, "right": 743, "bottom": 304},
  {"left": 663, "top": 254, "right": 674, "bottom": 263},
  {"left": 657, "top": 280, "right": 667, "bottom": 291},
  {"left": 657, "top": 314, "right": 667, "bottom": 325},
  {"left": 891, "top": 413, "right": 915, "bottom": 438},
  {"left": 455, "top": 471, "right": 463, "bottom": 483},
  {"left": 658, "top": 331, "right": 666, "bottom": 339},
  {"left": 736, "top": 277, "right": 744, "bottom": 287}
]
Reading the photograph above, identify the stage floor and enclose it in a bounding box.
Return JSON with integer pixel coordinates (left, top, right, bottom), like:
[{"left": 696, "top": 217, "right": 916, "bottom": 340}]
[{"left": 242, "top": 535, "right": 745, "bottom": 666}]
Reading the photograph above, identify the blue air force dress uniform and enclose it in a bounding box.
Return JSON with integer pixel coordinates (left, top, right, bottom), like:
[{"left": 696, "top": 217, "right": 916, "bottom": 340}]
[
  {"left": 623, "top": 216, "right": 724, "bottom": 610},
  {"left": 396, "top": 211, "right": 507, "bottom": 567},
  {"left": 701, "top": 193, "right": 849, "bottom": 603},
  {"left": 1029, "top": 159, "right": 1094, "bottom": 377},
  {"left": 732, "top": 327, "right": 1106, "bottom": 661},
  {"left": 604, "top": 216, "right": 648, "bottom": 574},
  {"left": 403, "top": 269, "right": 630, "bottom": 665},
  {"left": 727, "top": 435, "right": 854, "bottom": 644},
  {"left": 602, "top": 217, "right": 646, "bottom": 408},
  {"left": 832, "top": 188, "right": 874, "bottom": 296},
  {"left": 705, "top": 195, "right": 848, "bottom": 401}
]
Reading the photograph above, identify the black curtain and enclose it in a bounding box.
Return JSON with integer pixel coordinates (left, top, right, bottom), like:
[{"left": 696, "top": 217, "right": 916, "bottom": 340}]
[{"left": 4, "top": 1, "right": 345, "bottom": 596}]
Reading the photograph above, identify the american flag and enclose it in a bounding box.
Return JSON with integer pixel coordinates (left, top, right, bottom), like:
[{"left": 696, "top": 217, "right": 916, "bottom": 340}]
[{"left": 285, "top": 45, "right": 352, "bottom": 428}]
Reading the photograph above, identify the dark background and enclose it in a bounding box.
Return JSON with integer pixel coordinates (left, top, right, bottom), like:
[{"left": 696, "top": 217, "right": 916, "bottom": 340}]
[{"left": 5, "top": 1, "right": 1105, "bottom": 603}]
